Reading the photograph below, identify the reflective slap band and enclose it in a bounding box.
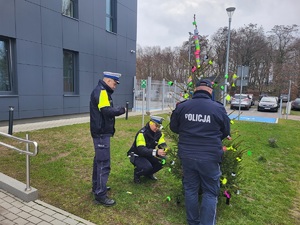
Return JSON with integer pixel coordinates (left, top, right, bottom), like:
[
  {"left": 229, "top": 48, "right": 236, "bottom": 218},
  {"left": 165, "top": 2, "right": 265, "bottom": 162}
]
[{"left": 152, "top": 149, "right": 157, "bottom": 156}]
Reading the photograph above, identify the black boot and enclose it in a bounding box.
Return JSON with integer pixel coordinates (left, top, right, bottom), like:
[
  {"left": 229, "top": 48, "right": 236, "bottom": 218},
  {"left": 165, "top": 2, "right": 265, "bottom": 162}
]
[
  {"left": 134, "top": 170, "right": 141, "bottom": 184},
  {"left": 94, "top": 196, "right": 116, "bottom": 207}
]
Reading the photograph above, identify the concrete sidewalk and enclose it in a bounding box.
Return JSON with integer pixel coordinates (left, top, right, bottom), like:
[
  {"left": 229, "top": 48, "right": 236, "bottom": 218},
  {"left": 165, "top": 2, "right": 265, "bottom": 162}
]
[
  {"left": 0, "top": 109, "right": 171, "bottom": 225},
  {"left": 0, "top": 110, "right": 171, "bottom": 133},
  {"left": 0, "top": 188, "right": 96, "bottom": 225}
]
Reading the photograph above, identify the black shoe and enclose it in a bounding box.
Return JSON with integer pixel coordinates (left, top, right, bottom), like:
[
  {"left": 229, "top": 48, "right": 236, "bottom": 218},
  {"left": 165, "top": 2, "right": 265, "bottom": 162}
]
[
  {"left": 94, "top": 196, "right": 116, "bottom": 207},
  {"left": 134, "top": 173, "right": 141, "bottom": 184},
  {"left": 146, "top": 174, "right": 157, "bottom": 180}
]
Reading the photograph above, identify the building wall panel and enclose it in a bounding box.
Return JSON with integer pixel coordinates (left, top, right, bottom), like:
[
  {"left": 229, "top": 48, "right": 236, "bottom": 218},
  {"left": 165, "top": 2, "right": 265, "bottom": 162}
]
[
  {"left": 0, "top": 0, "right": 16, "bottom": 37},
  {"left": 0, "top": 0, "right": 137, "bottom": 121}
]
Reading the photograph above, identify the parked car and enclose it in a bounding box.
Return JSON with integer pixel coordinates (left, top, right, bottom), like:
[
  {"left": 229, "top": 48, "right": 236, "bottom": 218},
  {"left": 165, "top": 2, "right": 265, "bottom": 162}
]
[
  {"left": 248, "top": 94, "right": 255, "bottom": 106},
  {"left": 259, "top": 94, "right": 268, "bottom": 101},
  {"left": 291, "top": 98, "right": 300, "bottom": 110},
  {"left": 280, "top": 94, "right": 289, "bottom": 102},
  {"left": 257, "top": 96, "right": 279, "bottom": 112},
  {"left": 269, "top": 96, "right": 279, "bottom": 103},
  {"left": 230, "top": 94, "right": 252, "bottom": 110}
]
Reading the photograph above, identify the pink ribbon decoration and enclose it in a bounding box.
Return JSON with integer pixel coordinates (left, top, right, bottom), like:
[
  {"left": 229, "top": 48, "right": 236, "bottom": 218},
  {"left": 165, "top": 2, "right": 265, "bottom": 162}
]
[{"left": 224, "top": 190, "right": 231, "bottom": 205}]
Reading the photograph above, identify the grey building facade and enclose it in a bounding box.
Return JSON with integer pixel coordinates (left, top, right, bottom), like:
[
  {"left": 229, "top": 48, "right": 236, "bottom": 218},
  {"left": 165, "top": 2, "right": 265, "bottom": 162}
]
[{"left": 0, "top": 0, "right": 137, "bottom": 122}]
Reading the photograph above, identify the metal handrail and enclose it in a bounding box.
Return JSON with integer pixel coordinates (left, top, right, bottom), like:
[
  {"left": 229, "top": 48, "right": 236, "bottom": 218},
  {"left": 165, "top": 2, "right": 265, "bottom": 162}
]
[{"left": 0, "top": 132, "right": 39, "bottom": 191}]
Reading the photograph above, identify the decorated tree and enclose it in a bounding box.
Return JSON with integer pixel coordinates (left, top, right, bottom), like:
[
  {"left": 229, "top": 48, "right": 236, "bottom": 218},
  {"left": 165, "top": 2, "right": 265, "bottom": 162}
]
[{"left": 162, "top": 15, "right": 246, "bottom": 208}]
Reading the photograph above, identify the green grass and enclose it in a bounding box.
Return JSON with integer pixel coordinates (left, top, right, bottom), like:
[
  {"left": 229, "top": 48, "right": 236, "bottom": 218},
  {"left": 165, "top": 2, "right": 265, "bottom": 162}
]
[
  {"left": 1, "top": 115, "right": 300, "bottom": 225},
  {"left": 290, "top": 110, "right": 300, "bottom": 116}
]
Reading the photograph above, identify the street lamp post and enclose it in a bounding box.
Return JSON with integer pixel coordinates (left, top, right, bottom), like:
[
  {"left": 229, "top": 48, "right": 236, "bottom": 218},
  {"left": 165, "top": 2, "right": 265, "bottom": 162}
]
[{"left": 223, "top": 7, "right": 236, "bottom": 106}]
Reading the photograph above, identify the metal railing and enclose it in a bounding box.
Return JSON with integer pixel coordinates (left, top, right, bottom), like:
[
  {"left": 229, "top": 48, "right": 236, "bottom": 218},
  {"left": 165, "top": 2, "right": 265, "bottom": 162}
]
[
  {"left": 133, "top": 76, "right": 185, "bottom": 112},
  {"left": 0, "top": 132, "right": 38, "bottom": 191}
]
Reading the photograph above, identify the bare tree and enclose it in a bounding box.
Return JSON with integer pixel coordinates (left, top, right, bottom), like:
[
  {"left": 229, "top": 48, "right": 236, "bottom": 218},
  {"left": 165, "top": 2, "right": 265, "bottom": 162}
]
[
  {"left": 291, "top": 38, "right": 300, "bottom": 97},
  {"left": 268, "top": 25, "right": 299, "bottom": 96},
  {"left": 231, "top": 24, "right": 272, "bottom": 95},
  {"left": 136, "top": 24, "right": 300, "bottom": 100}
]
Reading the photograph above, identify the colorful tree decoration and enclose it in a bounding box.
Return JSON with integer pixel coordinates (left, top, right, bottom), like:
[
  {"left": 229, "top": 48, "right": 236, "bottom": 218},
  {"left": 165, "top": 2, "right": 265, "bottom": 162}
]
[
  {"left": 192, "top": 15, "right": 201, "bottom": 69},
  {"left": 191, "top": 66, "right": 197, "bottom": 73},
  {"left": 183, "top": 93, "right": 189, "bottom": 99},
  {"left": 224, "top": 190, "right": 231, "bottom": 205},
  {"left": 226, "top": 94, "right": 231, "bottom": 102},
  {"left": 230, "top": 73, "right": 238, "bottom": 88},
  {"left": 168, "top": 81, "right": 174, "bottom": 86}
]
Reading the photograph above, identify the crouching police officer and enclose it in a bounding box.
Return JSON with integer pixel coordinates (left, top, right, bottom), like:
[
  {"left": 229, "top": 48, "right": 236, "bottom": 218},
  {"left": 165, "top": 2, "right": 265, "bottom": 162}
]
[{"left": 127, "top": 116, "right": 167, "bottom": 183}]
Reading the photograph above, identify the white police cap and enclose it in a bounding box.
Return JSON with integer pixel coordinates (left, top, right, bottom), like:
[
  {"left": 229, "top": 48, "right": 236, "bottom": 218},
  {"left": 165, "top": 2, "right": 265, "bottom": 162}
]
[
  {"left": 103, "top": 71, "right": 122, "bottom": 84},
  {"left": 150, "top": 116, "right": 164, "bottom": 124}
]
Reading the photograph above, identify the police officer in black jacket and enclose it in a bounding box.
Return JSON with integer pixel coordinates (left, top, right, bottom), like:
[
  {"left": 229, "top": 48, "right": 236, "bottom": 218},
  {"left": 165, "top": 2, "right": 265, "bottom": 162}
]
[
  {"left": 127, "top": 116, "right": 167, "bottom": 183},
  {"left": 170, "top": 79, "right": 230, "bottom": 225},
  {"left": 90, "top": 71, "right": 126, "bottom": 206}
]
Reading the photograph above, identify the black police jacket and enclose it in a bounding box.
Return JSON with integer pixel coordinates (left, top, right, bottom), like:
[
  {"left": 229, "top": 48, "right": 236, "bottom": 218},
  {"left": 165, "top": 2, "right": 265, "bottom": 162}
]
[
  {"left": 90, "top": 80, "right": 125, "bottom": 138},
  {"left": 127, "top": 123, "right": 167, "bottom": 157},
  {"left": 170, "top": 91, "right": 230, "bottom": 162}
]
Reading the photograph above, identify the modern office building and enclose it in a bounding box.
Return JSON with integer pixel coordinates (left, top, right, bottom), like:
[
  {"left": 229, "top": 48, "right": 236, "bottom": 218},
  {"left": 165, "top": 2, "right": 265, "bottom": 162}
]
[{"left": 0, "top": 0, "right": 137, "bottom": 121}]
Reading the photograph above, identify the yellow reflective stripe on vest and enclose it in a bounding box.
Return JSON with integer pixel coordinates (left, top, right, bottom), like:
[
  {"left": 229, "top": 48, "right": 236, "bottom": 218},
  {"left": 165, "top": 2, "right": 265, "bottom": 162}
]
[
  {"left": 136, "top": 133, "right": 146, "bottom": 147},
  {"left": 98, "top": 90, "right": 110, "bottom": 109},
  {"left": 158, "top": 133, "right": 166, "bottom": 146}
]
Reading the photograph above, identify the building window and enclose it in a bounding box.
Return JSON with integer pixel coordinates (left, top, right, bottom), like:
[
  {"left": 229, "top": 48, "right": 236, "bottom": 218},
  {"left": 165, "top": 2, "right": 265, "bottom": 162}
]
[
  {"left": 106, "top": 0, "right": 117, "bottom": 33},
  {"left": 63, "top": 50, "right": 78, "bottom": 94},
  {"left": 0, "top": 37, "right": 13, "bottom": 93},
  {"left": 62, "top": 0, "right": 78, "bottom": 19}
]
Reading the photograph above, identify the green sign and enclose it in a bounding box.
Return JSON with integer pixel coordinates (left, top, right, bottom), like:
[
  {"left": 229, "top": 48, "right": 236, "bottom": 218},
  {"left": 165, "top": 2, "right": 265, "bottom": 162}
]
[{"left": 141, "top": 80, "right": 147, "bottom": 89}]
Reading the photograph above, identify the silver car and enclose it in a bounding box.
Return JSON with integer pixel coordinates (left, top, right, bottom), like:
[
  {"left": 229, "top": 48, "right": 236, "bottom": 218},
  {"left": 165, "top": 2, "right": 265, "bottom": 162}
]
[
  {"left": 280, "top": 94, "right": 289, "bottom": 102},
  {"left": 291, "top": 98, "right": 300, "bottom": 110},
  {"left": 230, "top": 94, "right": 252, "bottom": 110}
]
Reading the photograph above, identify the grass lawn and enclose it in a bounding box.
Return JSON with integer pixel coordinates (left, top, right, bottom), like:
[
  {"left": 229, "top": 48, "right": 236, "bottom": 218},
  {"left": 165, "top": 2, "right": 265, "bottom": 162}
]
[
  {"left": 290, "top": 110, "right": 300, "bottom": 116},
  {"left": 1, "top": 114, "right": 300, "bottom": 225}
]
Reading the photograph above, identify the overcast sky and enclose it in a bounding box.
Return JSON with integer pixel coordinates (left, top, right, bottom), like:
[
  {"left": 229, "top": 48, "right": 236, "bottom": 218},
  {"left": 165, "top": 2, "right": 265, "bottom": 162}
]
[{"left": 137, "top": 0, "right": 300, "bottom": 48}]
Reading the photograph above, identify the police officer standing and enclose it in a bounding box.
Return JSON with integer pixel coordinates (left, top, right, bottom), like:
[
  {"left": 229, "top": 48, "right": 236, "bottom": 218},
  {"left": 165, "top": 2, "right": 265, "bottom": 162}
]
[
  {"left": 127, "top": 116, "right": 167, "bottom": 183},
  {"left": 170, "top": 79, "right": 230, "bottom": 225},
  {"left": 90, "top": 71, "right": 126, "bottom": 206}
]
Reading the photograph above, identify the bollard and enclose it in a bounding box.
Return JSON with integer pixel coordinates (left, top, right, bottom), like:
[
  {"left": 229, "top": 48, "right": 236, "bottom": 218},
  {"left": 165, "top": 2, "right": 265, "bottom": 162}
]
[
  {"left": 125, "top": 101, "right": 129, "bottom": 120},
  {"left": 8, "top": 106, "right": 14, "bottom": 135}
]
